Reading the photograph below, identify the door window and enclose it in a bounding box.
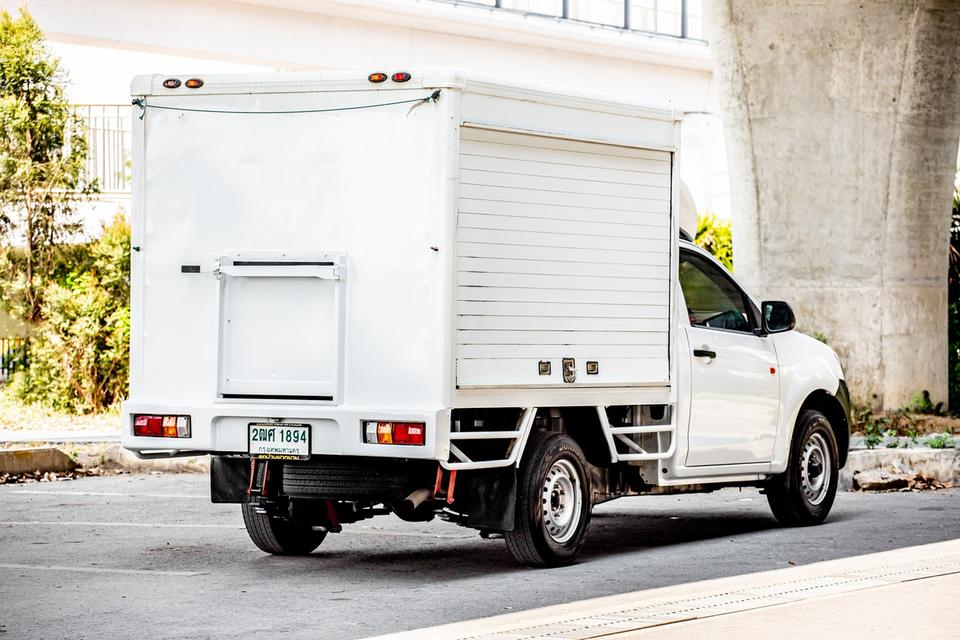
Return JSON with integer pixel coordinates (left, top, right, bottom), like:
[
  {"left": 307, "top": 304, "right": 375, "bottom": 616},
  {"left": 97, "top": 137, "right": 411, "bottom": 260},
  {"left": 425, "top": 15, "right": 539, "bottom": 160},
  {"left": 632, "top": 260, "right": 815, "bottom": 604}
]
[{"left": 679, "top": 252, "right": 752, "bottom": 333}]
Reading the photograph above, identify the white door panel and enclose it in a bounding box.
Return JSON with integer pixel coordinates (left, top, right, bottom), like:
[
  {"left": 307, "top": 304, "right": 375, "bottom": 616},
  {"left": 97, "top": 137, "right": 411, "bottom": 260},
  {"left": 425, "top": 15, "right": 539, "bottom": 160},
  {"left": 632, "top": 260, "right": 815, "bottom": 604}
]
[{"left": 684, "top": 326, "right": 780, "bottom": 466}]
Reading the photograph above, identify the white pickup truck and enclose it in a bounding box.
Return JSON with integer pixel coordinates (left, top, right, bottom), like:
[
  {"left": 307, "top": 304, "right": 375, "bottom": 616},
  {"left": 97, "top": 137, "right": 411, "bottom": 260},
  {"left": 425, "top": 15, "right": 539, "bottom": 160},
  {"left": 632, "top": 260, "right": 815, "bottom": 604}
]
[{"left": 122, "top": 69, "right": 850, "bottom": 567}]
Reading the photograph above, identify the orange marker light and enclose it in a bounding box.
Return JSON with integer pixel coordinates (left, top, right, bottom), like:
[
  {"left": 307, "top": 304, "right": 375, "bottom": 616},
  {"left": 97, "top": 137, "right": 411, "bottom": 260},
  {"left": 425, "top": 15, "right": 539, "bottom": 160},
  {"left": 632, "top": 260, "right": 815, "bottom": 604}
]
[
  {"left": 368, "top": 72, "right": 388, "bottom": 83},
  {"left": 184, "top": 78, "right": 204, "bottom": 89},
  {"left": 391, "top": 71, "right": 411, "bottom": 83}
]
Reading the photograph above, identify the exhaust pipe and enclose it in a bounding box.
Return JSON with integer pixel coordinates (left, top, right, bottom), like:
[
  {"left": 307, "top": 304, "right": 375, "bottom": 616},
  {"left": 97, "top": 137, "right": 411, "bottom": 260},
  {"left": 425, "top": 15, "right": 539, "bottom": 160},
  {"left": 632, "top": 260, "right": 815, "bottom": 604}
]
[
  {"left": 394, "top": 487, "right": 434, "bottom": 521},
  {"left": 403, "top": 487, "right": 432, "bottom": 511}
]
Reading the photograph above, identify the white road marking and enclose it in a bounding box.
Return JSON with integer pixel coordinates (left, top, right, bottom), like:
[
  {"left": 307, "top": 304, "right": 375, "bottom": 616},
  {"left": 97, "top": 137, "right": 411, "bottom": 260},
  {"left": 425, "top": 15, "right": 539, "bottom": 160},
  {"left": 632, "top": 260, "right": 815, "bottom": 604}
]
[
  {"left": 0, "top": 520, "right": 473, "bottom": 539},
  {"left": 0, "top": 520, "right": 242, "bottom": 529},
  {"left": 1, "top": 490, "right": 206, "bottom": 499},
  {"left": 0, "top": 563, "right": 205, "bottom": 577}
]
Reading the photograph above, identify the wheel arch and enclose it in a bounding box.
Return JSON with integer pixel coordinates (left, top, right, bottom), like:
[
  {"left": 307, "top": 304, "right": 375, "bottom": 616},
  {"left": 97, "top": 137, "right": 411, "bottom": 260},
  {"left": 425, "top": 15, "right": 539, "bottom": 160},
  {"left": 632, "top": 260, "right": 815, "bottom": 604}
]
[{"left": 794, "top": 388, "right": 850, "bottom": 468}]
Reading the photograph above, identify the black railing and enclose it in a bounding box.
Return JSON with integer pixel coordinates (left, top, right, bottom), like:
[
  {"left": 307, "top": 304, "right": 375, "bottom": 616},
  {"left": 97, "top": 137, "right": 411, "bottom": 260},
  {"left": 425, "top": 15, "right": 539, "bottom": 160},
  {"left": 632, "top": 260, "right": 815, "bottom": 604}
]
[
  {"left": 1, "top": 337, "right": 28, "bottom": 381},
  {"left": 436, "top": 0, "right": 703, "bottom": 39}
]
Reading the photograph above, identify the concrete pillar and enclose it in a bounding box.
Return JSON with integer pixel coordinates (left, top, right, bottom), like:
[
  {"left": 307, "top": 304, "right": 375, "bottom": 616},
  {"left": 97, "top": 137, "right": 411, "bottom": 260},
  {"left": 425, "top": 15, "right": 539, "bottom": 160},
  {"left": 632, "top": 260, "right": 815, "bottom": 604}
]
[{"left": 705, "top": 1, "right": 960, "bottom": 410}]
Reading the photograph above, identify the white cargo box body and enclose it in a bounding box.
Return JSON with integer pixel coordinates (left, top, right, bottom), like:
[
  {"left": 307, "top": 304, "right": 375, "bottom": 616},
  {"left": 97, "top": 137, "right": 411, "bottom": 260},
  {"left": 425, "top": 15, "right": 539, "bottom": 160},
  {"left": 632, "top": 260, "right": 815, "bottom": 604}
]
[{"left": 122, "top": 69, "right": 680, "bottom": 462}]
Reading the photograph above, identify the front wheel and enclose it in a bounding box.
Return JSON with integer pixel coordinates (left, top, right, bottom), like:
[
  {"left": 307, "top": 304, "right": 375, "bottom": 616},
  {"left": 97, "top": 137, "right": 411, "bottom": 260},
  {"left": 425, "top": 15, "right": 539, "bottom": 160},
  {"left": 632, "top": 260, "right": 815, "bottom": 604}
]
[
  {"left": 242, "top": 503, "right": 327, "bottom": 555},
  {"left": 766, "top": 409, "right": 839, "bottom": 526},
  {"left": 505, "top": 431, "right": 591, "bottom": 567}
]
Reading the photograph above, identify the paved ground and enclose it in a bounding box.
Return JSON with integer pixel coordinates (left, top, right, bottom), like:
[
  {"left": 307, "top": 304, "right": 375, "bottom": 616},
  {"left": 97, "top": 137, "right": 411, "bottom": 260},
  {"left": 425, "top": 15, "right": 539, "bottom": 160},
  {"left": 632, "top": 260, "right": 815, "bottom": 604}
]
[{"left": 0, "top": 474, "right": 957, "bottom": 640}]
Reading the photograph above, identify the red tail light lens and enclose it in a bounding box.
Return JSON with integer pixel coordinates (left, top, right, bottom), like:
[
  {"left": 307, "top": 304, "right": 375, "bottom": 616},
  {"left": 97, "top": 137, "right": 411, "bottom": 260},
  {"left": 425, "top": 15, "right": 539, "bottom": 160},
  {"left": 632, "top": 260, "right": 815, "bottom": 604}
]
[
  {"left": 134, "top": 414, "right": 191, "bottom": 438},
  {"left": 363, "top": 421, "right": 425, "bottom": 446},
  {"left": 391, "top": 72, "right": 411, "bottom": 83}
]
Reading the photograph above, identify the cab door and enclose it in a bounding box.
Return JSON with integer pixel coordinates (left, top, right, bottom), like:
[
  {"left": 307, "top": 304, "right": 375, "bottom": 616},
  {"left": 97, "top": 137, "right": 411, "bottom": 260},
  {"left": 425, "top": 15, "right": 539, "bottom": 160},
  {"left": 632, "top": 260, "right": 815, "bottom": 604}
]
[{"left": 679, "top": 250, "right": 780, "bottom": 467}]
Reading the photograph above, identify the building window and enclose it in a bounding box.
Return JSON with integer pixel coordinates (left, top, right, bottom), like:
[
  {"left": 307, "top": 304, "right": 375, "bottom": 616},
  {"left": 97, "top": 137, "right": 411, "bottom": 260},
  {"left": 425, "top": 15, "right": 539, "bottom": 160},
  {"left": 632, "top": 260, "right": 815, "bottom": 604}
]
[{"left": 437, "top": 0, "right": 703, "bottom": 39}]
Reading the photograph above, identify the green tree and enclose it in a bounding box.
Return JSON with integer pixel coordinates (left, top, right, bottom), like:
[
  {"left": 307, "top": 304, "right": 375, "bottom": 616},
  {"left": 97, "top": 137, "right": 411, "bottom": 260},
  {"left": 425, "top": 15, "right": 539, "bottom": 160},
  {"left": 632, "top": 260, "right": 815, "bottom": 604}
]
[
  {"left": 0, "top": 8, "right": 95, "bottom": 323},
  {"left": 12, "top": 214, "right": 129, "bottom": 412},
  {"left": 694, "top": 212, "right": 733, "bottom": 270}
]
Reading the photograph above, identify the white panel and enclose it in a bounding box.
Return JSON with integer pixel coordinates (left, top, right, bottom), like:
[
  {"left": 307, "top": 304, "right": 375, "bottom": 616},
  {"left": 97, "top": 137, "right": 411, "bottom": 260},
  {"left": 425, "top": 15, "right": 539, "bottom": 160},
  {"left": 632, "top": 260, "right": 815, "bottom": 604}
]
[
  {"left": 457, "top": 257, "right": 668, "bottom": 279},
  {"left": 459, "top": 228, "right": 668, "bottom": 252},
  {"left": 457, "top": 242, "right": 668, "bottom": 265},
  {"left": 457, "top": 213, "right": 671, "bottom": 239},
  {"left": 218, "top": 255, "right": 343, "bottom": 399},
  {"left": 459, "top": 199, "right": 670, "bottom": 226},
  {"left": 137, "top": 88, "right": 449, "bottom": 408},
  {"left": 457, "top": 301, "right": 668, "bottom": 319},
  {"left": 455, "top": 126, "right": 672, "bottom": 388},
  {"left": 459, "top": 154, "right": 671, "bottom": 187},
  {"left": 460, "top": 169, "right": 670, "bottom": 199},
  {"left": 457, "top": 358, "right": 669, "bottom": 387}
]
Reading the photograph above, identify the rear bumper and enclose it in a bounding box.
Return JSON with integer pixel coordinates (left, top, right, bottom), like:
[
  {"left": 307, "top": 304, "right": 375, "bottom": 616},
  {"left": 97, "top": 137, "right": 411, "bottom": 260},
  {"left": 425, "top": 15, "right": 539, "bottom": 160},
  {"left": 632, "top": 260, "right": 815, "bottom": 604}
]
[{"left": 120, "top": 400, "right": 450, "bottom": 460}]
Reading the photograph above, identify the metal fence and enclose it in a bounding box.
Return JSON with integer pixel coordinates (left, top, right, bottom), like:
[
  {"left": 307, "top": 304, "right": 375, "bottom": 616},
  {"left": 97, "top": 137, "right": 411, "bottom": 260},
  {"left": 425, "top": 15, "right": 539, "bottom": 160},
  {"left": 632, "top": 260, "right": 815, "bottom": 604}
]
[
  {"left": 70, "top": 104, "right": 133, "bottom": 195},
  {"left": 0, "top": 337, "right": 27, "bottom": 382},
  {"left": 437, "top": 0, "right": 703, "bottom": 39}
]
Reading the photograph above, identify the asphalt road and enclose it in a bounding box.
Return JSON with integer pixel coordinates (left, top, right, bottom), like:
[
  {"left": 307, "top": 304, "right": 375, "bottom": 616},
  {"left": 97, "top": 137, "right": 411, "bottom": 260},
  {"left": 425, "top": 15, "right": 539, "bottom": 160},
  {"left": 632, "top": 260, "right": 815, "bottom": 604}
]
[{"left": 0, "top": 474, "right": 958, "bottom": 640}]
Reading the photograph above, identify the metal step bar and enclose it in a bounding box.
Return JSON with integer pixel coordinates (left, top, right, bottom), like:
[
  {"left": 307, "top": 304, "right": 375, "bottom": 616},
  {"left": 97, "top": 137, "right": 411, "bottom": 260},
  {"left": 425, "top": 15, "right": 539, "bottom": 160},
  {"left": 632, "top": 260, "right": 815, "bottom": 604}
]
[
  {"left": 596, "top": 405, "right": 676, "bottom": 462},
  {"left": 441, "top": 405, "right": 676, "bottom": 470}
]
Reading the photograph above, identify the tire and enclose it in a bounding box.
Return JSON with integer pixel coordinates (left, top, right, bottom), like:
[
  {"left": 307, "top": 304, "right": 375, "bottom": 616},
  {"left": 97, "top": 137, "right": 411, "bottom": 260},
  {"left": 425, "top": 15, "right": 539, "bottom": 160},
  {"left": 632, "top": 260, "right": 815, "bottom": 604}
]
[
  {"left": 766, "top": 409, "right": 839, "bottom": 526},
  {"left": 505, "top": 431, "right": 591, "bottom": 567},
  {"left": 241, "top": 503, "right": 327, "bottom": 555}
]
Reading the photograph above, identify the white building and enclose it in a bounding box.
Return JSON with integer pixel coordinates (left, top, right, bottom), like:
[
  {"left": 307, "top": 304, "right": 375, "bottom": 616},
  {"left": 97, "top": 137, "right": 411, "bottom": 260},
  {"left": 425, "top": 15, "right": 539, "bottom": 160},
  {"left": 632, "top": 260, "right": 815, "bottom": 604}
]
[{"left": 7, "top": 0, "right": 729, "bottom": 232}]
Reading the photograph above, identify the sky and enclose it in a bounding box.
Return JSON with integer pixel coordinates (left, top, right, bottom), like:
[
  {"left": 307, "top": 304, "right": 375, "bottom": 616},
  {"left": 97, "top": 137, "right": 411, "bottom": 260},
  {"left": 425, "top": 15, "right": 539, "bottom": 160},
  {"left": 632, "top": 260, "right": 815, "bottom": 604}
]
[{"left": 49, "top": 41, "right": 274, "bottom": 105}]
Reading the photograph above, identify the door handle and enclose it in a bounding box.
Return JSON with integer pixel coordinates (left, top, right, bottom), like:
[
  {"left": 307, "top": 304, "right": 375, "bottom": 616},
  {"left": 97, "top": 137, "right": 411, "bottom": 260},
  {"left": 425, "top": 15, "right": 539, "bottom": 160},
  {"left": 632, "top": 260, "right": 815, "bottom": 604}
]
[{"left": 693, "top": 349, "right": 717, "bottom": 359}]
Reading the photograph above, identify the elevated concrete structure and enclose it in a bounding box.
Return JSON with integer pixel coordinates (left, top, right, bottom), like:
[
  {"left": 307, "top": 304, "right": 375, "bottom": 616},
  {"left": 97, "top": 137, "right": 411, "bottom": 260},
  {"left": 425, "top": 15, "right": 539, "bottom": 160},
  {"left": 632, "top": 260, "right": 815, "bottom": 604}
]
[{"left": 706, "top": 1, "right": 960, "bottom": 409}]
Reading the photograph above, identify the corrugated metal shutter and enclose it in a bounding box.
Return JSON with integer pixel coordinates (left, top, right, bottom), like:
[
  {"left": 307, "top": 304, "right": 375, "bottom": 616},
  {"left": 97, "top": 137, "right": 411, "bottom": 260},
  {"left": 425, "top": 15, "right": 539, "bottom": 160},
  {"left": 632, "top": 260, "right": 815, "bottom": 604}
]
[{"left": 455, "top": 127, "right": 673, "bottom": 388}]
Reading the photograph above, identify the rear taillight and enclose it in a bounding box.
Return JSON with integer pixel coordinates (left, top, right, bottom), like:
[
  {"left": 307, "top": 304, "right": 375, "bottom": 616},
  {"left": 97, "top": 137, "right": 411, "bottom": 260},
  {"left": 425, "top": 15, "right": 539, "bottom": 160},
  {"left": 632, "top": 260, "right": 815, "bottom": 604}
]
[
  {"left": 134, "top": 414, "right": 191, "bottom": 438},
  {"left": 363, "top": 421, "right": 425, "bottom": 446}
]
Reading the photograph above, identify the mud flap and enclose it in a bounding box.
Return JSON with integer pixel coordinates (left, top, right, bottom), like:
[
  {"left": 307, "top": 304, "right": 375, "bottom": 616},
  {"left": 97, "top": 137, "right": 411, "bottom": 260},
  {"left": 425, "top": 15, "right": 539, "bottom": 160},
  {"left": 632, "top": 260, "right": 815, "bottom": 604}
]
[
  {"left": 210, "top": 456, "right": 253, "bottom": 503},
  {"left": 463, "top": 467, "right": 517, "bottom": 532}
]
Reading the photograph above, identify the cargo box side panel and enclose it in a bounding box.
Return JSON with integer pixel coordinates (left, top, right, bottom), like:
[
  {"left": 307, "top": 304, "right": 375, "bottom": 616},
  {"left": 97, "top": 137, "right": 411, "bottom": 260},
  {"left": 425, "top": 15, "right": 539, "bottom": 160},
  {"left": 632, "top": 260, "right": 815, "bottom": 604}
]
[{"left": 455, "top": 127, "right": 672, "bottom": 388}]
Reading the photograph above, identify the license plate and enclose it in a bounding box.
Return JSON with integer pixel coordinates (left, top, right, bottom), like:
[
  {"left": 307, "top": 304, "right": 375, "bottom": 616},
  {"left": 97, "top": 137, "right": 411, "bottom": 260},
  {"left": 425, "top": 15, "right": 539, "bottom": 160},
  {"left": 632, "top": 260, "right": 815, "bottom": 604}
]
[{"left": 248, "top": 423, "right": 311, "bottom": 460}]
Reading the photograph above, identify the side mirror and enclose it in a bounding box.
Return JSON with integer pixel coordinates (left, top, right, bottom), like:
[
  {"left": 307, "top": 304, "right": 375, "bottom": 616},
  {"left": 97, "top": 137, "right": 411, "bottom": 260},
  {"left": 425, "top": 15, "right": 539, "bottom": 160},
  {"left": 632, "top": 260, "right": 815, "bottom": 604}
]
[{"left": 762, "top": 300, "right": 796, "bottom": 334}]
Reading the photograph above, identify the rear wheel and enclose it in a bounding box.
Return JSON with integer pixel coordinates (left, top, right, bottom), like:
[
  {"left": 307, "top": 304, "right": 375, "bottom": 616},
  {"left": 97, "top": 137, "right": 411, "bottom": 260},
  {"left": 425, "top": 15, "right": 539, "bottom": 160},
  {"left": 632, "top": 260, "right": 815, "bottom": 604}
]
[
  {"left": 505, "top": 431, "right": 591, "bottom": 567},
  {"left": 766, "top": 409, "right": 839, "bottom": 526},
  {"left": 241, "top": 503, "right": 327, "bottom": 555}
]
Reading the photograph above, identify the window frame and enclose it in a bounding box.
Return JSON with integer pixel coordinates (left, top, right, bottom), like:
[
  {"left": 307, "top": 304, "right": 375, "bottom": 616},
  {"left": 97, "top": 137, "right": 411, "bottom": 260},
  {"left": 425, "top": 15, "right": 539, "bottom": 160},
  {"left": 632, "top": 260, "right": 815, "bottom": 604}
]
[{"left": 678, "top": 247, "right": 763, "bottom": 336}]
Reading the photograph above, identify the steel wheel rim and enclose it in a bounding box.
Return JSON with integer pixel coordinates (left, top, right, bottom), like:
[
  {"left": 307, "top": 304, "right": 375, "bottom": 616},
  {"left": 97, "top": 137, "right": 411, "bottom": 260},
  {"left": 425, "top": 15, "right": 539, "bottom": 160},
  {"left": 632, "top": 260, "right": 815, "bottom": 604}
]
[
  {"left": 800, "top": 431, "right": 831, "bottom": 506},
  {"left": 541, "top": 458, "right": 582, "bottom": 544}
]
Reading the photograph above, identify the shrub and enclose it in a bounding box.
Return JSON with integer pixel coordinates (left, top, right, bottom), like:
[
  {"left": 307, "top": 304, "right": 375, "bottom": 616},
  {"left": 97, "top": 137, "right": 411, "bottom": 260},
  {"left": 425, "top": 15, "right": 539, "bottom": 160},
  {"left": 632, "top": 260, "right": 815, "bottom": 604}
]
[
  {"left": 694, "top": 212, "right": 733, "bottom": 270},
  {"left": 926, "top": 432, "right": 956, "bottom": 449},
  {"left": 10, "top": 215, "right": 129, "bottom": 412}
]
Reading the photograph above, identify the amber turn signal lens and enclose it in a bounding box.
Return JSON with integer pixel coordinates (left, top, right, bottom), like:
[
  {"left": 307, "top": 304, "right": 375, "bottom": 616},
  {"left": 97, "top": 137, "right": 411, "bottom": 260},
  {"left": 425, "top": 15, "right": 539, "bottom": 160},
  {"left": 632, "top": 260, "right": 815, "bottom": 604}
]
[
  {"left": 368, "top": 72, "right": 388, "bottom": 83},
  {"left": 184, "top": 78, "right": 204, "bottom": 89},
  {"left": 162, "top": 78, "right": 181, "bottom": 89},
  {"left": 391, "top": 72, "right": 411, "bottom": 83}
]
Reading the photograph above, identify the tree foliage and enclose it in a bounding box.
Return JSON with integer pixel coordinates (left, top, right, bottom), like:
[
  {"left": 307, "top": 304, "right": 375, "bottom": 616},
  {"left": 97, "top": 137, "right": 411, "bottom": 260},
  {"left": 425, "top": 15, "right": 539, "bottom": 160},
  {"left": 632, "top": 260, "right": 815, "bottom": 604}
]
[
  {"left": 0, "top": 8, "right": 95, "bottom": 323},
  {"left": 11, "top": 215, "right": 130, "bottom": 412},
  {"left": 694, "top": 212, "right": 733, "bottom": 270}
]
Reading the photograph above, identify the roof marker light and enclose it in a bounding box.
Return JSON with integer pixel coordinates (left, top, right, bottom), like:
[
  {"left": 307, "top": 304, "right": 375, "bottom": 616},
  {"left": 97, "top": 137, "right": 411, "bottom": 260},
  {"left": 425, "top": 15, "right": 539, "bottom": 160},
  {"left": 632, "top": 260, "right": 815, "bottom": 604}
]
[
  {"left": 391, "top": 72, "right": 411, "bottom": 83},
  {"left": 184, "top": 78, "right": 204, "bottom": 89},
  {"left": 162, "top": 78, "right": 181, "bottom": 89},
  {"left": 368, "top": 72, "right": 388, "bottom": 83}
]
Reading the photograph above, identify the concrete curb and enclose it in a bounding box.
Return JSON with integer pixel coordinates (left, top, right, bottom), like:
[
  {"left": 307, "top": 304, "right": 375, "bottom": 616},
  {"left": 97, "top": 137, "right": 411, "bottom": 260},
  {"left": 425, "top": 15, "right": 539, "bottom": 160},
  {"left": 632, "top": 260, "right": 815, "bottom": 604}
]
[
  {"left": 840, "top": 448, "right": 959, "bottom": 490},
  {"left": 0, "top": 447, "right": 78, "bottom": 475}
]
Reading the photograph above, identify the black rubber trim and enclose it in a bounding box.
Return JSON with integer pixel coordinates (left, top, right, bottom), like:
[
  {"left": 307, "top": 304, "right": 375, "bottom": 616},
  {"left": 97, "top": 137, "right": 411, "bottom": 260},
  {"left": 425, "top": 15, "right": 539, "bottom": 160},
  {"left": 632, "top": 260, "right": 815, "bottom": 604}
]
[
  {"left": 231, "top": 261, "right": 334, "bottom": 267},
  {"left": 221, "top": 394, "right": 333, "bottom": 401},
  {"left": 180, "top": 264, "right": 200, "bottom": 273}
]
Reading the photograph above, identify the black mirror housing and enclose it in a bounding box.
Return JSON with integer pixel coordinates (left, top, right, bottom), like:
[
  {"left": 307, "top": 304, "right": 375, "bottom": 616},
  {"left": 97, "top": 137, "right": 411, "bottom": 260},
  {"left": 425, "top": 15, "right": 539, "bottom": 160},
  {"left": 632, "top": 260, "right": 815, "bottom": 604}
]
[{"left": 761, "top": 300, "right": 796, "bottom": 334}]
